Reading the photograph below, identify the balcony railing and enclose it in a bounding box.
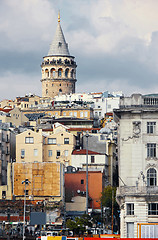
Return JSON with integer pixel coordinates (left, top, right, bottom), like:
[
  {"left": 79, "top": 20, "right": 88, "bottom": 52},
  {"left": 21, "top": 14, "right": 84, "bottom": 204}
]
[{"left": 117, "top": 185, "right": 158, "bottom": 195}]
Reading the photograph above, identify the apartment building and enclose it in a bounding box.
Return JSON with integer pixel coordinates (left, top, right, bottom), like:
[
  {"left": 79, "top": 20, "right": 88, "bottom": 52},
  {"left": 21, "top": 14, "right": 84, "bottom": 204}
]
[
  {"left": 114, "top": 94, "right": 158, "bottom": 238},
  {"left": 0, "top": 124, "right": 16, "bottom": 186},
  {"left": 16, "top": 123, "right": 76, "bottom": 166}
]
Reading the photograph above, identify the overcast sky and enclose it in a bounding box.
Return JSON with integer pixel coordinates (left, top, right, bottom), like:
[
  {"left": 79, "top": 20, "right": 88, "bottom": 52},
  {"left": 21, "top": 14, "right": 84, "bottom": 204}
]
[{"left": 1, "top": 0, "right": 158, "bottom": 100}]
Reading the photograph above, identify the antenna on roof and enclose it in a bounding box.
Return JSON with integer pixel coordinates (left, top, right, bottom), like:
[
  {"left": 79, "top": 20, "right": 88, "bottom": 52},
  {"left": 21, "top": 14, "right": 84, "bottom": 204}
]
[{"left": 58, "top": 10, "right": 60, "bottom": 23}]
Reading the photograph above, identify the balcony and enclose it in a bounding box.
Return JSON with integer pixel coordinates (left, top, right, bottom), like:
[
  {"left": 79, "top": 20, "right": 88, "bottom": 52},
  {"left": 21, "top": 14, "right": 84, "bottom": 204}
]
[{"left": 117, "top": 186, "right": 158, "bottom": 196}]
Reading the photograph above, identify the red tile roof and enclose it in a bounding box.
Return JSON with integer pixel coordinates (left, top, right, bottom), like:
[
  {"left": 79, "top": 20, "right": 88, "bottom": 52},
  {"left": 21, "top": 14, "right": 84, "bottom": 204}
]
[
  {"left": 68, "top": 128, "right": 100, "bottom": 131},
  {"left": 72, "top": 149, "right": 103, "bottom": 155},
  {"left": 0, "top": 108, "right": 12, "bottom": 113}
]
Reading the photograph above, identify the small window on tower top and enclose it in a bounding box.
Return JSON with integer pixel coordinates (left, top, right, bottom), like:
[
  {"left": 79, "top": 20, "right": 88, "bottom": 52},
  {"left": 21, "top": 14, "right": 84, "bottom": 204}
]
[{"left": 58, "top": 42, "right": 62, "bottom": 47}]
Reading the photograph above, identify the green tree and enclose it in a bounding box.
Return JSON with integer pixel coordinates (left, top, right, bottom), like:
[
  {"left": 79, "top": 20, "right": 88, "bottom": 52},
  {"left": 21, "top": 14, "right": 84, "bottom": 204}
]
[
  {"left": 100, "top": 186, "right": 120, "bottom": 231},
  {"left": 66, "top": 214, "right": 92, "bottom": 235}
]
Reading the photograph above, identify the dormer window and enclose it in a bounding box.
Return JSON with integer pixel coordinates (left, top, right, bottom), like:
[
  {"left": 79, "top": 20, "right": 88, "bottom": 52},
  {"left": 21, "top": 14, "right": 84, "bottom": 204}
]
[{"left": 58, "top": 42, "right": 62, "bottom": 47}]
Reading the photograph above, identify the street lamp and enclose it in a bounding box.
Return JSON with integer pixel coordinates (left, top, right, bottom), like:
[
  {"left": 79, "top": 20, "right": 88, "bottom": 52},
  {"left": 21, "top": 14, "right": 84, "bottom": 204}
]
[{"left": 22, "top": 179, "right": 31, "bottom": 240}]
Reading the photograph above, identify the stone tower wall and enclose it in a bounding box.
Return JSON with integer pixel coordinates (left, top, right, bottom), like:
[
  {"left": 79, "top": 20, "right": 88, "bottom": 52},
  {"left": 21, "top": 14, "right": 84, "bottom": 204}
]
[{"left": 41, "top": 55, "right": 77, "bottom": 98}]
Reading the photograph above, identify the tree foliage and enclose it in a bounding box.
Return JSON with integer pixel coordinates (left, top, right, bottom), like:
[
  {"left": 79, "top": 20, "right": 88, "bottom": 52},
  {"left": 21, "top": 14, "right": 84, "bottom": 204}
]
[
  {"left": 100, "top": 186, "right": 120, "bottom": 228},
  {"left": 66, "top": 214, "right": 92, "bottom": 235}
]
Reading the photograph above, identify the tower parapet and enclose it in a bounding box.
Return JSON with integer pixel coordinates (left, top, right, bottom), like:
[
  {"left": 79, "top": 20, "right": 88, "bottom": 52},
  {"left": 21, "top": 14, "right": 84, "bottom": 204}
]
[{"left": 41, "top": 14, "right": 77, "bottom": 98}]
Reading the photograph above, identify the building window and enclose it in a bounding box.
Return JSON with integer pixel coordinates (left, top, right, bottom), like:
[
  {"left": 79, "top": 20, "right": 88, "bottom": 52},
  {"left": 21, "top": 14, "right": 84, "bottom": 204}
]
[
  {"left": 147, "top": 122, "right": 156, "bottom": 134},
  {"left": 48, "top": 138, "right": 56, "bottom": 144},
  {"left": 65, "top": 68, "right": 69, "bottom": 77},
  {"left": 147, "top": 168, "right": 157, "bottom": 186},
  {"left": 127, "top": 222, "right": 134, "bottom": 238},
  {"left": 48, "top": 150, "right": 52, "bottom": 157},
  {"left": 74, "top": 112, "right": 77, "bottom": 117},
  {"left": 126, "top": 203, "right": 134, "bottom": 215},
  {"left": 58, "top": 69, "right": 62, "bottom": 77},
  {"left": 80, "top": 111, "right": 83, "bottom": 117},
  {"left": 91, "top": 156, "right": 95, "bottom": 163},
  {"left": 21, "top": 150, "right": 25, "bottom": 158},
  {"left": 34, "top": 149, "right": 38, "bottom": 156},
  {"left": 69, "top": 112, "right": 72, "bottom": 116},
  {"left": 81, "top": 179, "right": 84, "bottom": 184},
  {"left": 147, "top": 143, "right": 156, "bottom": 158},
  {"left": 64, "top": 138, "right": 69, "bottom": 144},
  {"left": 84, "top": 111, "right": 88, "bottom": 117},
  {"left": 46, "top": 89, "right": 48, "bottom": 94},
  {"left": 57, "top": 150, "right": 60, "bottom": 157},
  {"left": 2, "top": 191, "right": 6, "bottom": 199},
  {"left": 25, "top": 137, "right": 34, "bottom": 144},
  {"left": 71, "top": 69, "right": 74, "bottom": 78},
  {"left": 148, "top": 203, "right": 158, "bottom": 215},
  {"left": 65, "top": 150, "right": 68, "bottom": 156}
]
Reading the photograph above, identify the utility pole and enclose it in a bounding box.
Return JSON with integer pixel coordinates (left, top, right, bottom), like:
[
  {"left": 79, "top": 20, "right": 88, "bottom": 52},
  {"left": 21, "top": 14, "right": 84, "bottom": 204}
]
[
  {"left": 63, "top": 164, "right": 66, "bottom": 229},
  {"left": 22, "top": 179, "right": 31, "bottom": 240},
  {"left": 84, "top": 131, "right": 91, "bottom": 215}
]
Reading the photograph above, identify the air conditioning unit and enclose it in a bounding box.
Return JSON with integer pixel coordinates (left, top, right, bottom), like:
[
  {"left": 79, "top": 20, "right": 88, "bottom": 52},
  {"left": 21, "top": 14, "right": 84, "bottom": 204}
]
[
  {"left": 21, "top": 156, "right": 24, "bottom": 159},
  {"left": 56, "top": 156, "right": 59, "bottom": 159}
]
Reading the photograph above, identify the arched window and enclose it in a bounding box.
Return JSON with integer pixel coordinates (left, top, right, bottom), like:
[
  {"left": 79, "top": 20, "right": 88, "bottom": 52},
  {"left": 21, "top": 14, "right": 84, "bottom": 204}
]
[
  {"left": 50, "top": 68, "right": 55, "bottom": 77},
  {"left": 46, "top": 89, "right": 48, "bottom": 95},
  {"left": 65, "top": 68, "right": 69, "bottom": 77},
  {"left": 147, "top": 168, "right": 157, "bottom": 186},
  {"left": 71, "top": 69, "right": 74, "bottom": 78},
  {"left": 45, "top": 69, "right": 49, "bottom": 77},
  {"left": 59, "top": 88, "right": 62, "bottom": 92},
  {"left": 58, "top": 68, "right": 62, "bottom": 77}
]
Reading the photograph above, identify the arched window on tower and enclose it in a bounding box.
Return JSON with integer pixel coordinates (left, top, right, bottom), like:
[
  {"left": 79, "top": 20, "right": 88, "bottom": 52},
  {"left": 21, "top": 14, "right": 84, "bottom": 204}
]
[
  {"left": 71, "top": 69, "right": 74, "bottom": 78},
  {"left": 46, "top": 89, "right": 48, "bottom": 95},
  {"left": 59, "top": 88, "right": 62, "bottom": 93},
  {"left": 45, "top": 69, "right": 49, "bottom": 78},
  {"left": 147, "top": 168, "right": 157, "bottom": 186},
  {"left": 58, "top": 68, "right": 62, "bottom": 77},
  {"left": 50, "top": 68, "right": 56, "bottom": 78},
  {"left": 65, "top": 68, "right": 69, "bottom": 78}
]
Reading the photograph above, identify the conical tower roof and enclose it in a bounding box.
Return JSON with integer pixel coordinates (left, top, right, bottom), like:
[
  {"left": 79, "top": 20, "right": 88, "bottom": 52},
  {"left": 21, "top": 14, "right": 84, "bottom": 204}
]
[{"left": 48, "top": 14, "right": 70, "bottom": 56}]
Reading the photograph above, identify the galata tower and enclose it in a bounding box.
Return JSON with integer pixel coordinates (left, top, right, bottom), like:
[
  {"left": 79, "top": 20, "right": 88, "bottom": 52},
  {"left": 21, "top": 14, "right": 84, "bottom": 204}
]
[{"left": 41, "top": 13, "right": 77, "bottom": 98}]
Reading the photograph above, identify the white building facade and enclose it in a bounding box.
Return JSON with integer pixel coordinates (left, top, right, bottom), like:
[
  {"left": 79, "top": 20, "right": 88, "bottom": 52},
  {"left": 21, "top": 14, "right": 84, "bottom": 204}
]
[{"left": 114, "top": 93, "right": 158, "bottom": 238}]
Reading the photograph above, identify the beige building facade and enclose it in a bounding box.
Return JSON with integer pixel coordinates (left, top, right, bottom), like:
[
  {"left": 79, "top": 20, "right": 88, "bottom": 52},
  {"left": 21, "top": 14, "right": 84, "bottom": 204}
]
[
  {"left": 16, "top": 124, "right": 76, "bottom": 166},
  {"left": 16, "top": 129, "right": 44, "bottom": 163},
  {"left": 0, "top": 108, "right": 28, "bottom": 127}
]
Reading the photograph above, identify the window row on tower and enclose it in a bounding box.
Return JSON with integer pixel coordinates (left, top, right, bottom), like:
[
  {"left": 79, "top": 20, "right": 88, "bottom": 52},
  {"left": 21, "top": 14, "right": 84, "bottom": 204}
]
[
  {"left": 41, "top": 58, "right": 76, "bottom": 66},
  {"left": 43, "top": 68, "right": 75, "bottom": 79}
]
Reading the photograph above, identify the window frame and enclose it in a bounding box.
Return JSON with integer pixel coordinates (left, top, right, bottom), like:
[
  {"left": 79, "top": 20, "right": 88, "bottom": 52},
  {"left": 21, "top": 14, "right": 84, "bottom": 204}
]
[
  {"left": 34, "top": 149, "right": 38, "bottom": 157},
  {"left": 126, "top": 203, "right": 134, "bottom": 215},
  {"left": 48, "top": 138, "right": 56, "bottom": 145},
  {"left": 64, "top": 138, "right": 69, "bottom": 144},
  {"left": 147, "top": 168, "right": 157, "bottom": 186},
  {"left": 25, "top": 137, "right": 34, "bottom": 144},
  {"left": 21, "top": 149, "right": 25, "bottom": 158},
  {"left": 48, "top": 150, "right": 52, "bottom": 157},
  {"left": 148, "top": 203, "right": 158, "bottom": 215},
  {"left": 57, "top": 150, "right": 60, "bottom": 157},
  {"left": 147, "top": 143, "right": 156, "bottom": 158},
  {"left": 91, "top": 156, "right": 95, "bottom": 163},
  {"left": 81, "top": 179, "right": 84, "bottom": 184},
  {"left": 147, "top": 122, "right": 156, "bottom": 134}
]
